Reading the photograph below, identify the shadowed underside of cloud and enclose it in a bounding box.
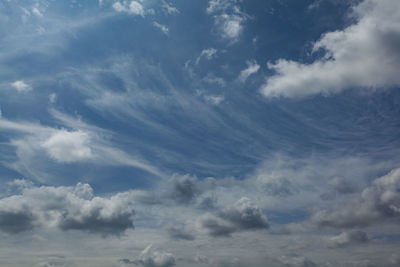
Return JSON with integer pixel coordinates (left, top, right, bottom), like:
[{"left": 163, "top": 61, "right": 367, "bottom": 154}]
[
  {"left": 312, "top": 168, "right": 400, "bottom": 228},
  {"left": 199, "top": 197, "right": 269, "bottom": 237},
  {"left": 261, "top": 0, "right": 400, "bottom": 98},
  {"left": 0, "top": 182, "right": 135, "bottom": 235}
]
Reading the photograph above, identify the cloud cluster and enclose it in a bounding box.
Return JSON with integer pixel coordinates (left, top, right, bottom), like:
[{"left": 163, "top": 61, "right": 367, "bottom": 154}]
[
  {"left": 206, "top": 0, "right": 249, "bottom": 41},
  {"left": 312, "top": 168, "right": 400, "bottom": 228},
  {"left": 199, "top": 197, "right": 269, "bottom": 237},
  {"left": 0, "top": 182, "right": 136, "bottom": 235},
  {"left": 261, "top": 0, "right": 400, "bottom": 98},
  {"left": 113, "top": 1, "right": 145, "bottom": 16},
  {"left": 121, "top": 245, "right": 176, "bottom": 267}
]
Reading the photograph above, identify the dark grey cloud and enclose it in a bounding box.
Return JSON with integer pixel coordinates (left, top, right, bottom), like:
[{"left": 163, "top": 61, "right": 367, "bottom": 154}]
[
  {"left": 312, "top": 168, "right": 400, "bottom": 228},
  {"left": 167, "top": 226, "right": 195, "bottom": 241},
  {"left": 199, "top": 197, "right": 269, "bottom": 237},
  {"left": 0, "top": 209, "right": 35, "bottom": 234},
  {"left": 166, "top": 174, "right": 200, "bottom": 204},
  {"left": 0, "top": 181, "right": 136, "bottom": 235}
]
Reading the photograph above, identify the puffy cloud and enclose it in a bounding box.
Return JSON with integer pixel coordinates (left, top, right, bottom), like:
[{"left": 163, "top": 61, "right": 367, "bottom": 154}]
[
  {"left": 326, "top": 230, "right": 369, "bottom": 248},
  {"left": 206, "top": 0, "right": 248, "bottom": 41},
  {"left": 199, "top": 197, "right": 269, "bottom": 237},
  {"left": 261, "top": 0, "right": 400, "bottom": 98},
  {"left": 113, "top": 1, "right": 145, "bottom": 16},
  {"left": 238, "top": 60, "right": 260, "bottom": 82},
  {"left": 123, "top": 245, "right": 176, "bottom": 267},
  {"left": 153, "top": 22, "right": 169, "bottom": 35},
  {"left": 11, "top": 80, "right": 32, "bottom": 92},
  {"left": 41, "top": 130, "right": 93, "bottom": 163},
  {"left": 166, "top": 174, "right": 200, "bottom": 204},
  {"left": 312, "top": 168, "right": 400, "bottom": 228},
  {"left": 0, "top": 181, "right": 136, "bottom": 235}
]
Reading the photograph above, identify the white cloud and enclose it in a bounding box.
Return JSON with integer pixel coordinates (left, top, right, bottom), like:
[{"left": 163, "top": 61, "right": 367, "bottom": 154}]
[
  {"left": 122, "top": 245, "right": 176, "bottom": 267},
  {"left": 162, "top": 2, "right": 179, "bottom": 15},
  {"left": 0, "top": 182, "right": 136, "bottom": 235},
  {"left": 196, "top": 48, "right": 217, "bottom": 64},
  {"left": 31, "top": 7, "right": 43, "bottom": 17},
  {"left": 113, "top": 1, "right": 145, "bottom": 16},
  {"left": 207, "top": 0, "right": 249, "bottom": 41},
  {"left": 11, "top": 80, "right": 32, "bottom": 92},
  {"left": 238, "top": 60, "right": 260, "bottom": 82},
  {"left": 153, "top": 22, "right": 169, "bottom": 35},
  {"left": 261, "top": 0, "right": 400, "bottom": 98},
  {"left": 41, "top": 130, "right": 93, "bottom": 163},
  {"left": 49, "top": 93, "right": 56, "bottom": 103},
  {"left": 204, "top": 95, "right": 224, "bottom": 105}
]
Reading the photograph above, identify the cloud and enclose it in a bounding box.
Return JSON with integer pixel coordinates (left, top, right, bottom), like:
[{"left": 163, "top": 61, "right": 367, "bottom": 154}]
[
  {"left": 165, "top": 174, "right": 200, "bottom": 204},
  {"left": 167, "top": 226, "right": 195, "bottom": 241},
  {"left": 261, "top": 0, "right": 400, "bottom": 98},
  {"left": 162, "top": 2, "right": 179, "bottom": 15},
  {"left": 41, "top": 130, "right": 93, "bottom": 163},
  {"left": 113, "top": 1, "right": 145, "bottom": 16},
  {"left": 11, "top": 80, "right": 32, "bottom": 92},
  {"left": 238, "top": 60, "right": 260, "bottom": 82},
  {"left": 278, "top": 255, "right": 318, "bottom": 267},
  {"left": 153, "top": 22, "right": 169, "bottom": 35},
  {"left": 199, "top": 197, "right": 269, "bottom": 237},
  {"left": 204, "top": 95, "right": 224, "bottom": 105},
  {"left": 312, "top": 167, "right": 400, "bottom": 228},
  {"left": 196, "top": 48, "right": 217, "bottom": 64},
  {"left": 0, "top": 112, "right": 162, "bottom": 180},
  {"left": 122, "top": 245, "right": 176, "bottom": 267},
  {"left": 326, "top": 230, "right": 369, "bottom": 248},
  {"left": 0, "top": 181, "right": 136, "bottom": 235},
  {"left": 207, "top": 0, "right": 249, "bottom": 41}
]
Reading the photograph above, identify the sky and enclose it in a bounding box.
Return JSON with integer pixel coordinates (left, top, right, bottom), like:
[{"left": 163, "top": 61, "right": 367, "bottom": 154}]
[{"left": 0, "top": 0, "right": 400, "bottom": 266}]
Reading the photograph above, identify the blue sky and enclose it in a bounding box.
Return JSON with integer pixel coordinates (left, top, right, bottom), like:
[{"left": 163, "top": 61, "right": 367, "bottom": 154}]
[{"left": 1, "top": 0, "right": 400, "bottom": 266}]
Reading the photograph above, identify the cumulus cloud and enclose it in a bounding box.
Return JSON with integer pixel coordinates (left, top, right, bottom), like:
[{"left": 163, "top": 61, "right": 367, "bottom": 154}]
[
  {"left": 261, "top": 0, "right": 400, "bottom": 98},
  {"left": 199, "top": 197, "right": 269, "bottom": 237},
  {"left": 165, "top": 174, "right": 200, "bottom": 204},
  {"left": 153, "top": 22, "right": 169, "bottom": 35},
  {"left": 11, "top": 80, "right": 32, "bottom": 92},
  {"left": 206, "top": 0, "right": 249, "bottom": 41},
  {"left": 312, "top": 168, "right": 400, "bottom": 228},
  {"left": 238, "top": 60, "right": 260, "bottom": 82},
  {"left": 122, "top": 245, "right": 176, "bottom": 267},
  {"left": 113, "top": 1, "right": 145, "bottom": 16},
  {"left": 0, "top": 181, "right": 136, "bottom": 235},
  {"left": 41, "top": 130, "right": 93, "bottom": 163},
  {"left": 326, "top": 230, "right": 369, "bottom": 248}
]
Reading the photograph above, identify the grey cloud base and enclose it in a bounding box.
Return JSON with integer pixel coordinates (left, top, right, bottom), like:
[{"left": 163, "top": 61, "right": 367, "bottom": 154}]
[{"left": 0, "top": 182, "right": 135, "bottom": 235}]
